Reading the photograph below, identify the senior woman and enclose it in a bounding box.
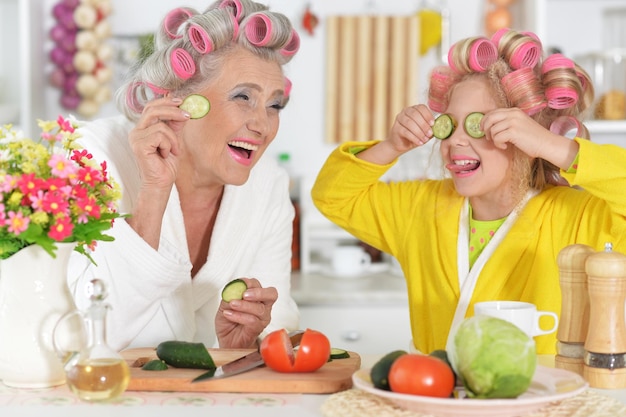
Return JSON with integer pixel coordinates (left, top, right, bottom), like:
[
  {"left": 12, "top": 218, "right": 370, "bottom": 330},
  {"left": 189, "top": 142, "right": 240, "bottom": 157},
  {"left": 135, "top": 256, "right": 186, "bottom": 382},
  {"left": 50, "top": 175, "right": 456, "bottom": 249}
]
[{"left": 67, "top": 0, "right": 301, "bottom": 351}]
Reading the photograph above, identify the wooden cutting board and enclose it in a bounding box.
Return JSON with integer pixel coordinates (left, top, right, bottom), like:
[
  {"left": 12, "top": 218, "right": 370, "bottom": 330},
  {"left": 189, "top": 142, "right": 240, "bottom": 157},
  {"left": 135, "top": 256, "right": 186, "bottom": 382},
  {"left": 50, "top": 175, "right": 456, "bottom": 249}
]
[{"left": 121, "top": 348, "right": 361, "bottom": 394}]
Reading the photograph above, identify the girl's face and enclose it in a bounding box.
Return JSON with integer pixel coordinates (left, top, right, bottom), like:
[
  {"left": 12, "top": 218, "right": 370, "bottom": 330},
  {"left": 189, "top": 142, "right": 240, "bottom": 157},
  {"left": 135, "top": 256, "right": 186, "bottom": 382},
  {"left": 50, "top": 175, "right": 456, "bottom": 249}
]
[
  {"left": 179, "top": 46, "right": 287, "bottom": 188},
  {"left": 440, "top": 77, "right": 516, "bottom": 212}
]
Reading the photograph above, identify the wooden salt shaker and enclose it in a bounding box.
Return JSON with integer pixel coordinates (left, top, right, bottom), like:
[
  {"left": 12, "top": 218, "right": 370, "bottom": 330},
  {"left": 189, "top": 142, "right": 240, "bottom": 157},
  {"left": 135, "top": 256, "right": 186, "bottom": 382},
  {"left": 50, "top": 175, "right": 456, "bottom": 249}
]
[
  {"left": 583, "top": 242, "right": 626, "bottom": 389},
  {"left": 556, "top": 244, "right": 594, "bottom": 376}
]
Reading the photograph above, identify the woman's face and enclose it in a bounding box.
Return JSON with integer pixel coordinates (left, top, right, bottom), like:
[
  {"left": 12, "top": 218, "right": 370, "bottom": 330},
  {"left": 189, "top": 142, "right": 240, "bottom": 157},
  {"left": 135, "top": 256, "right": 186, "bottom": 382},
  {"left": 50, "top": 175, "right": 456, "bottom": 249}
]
[
  {"left": 440, "top": 77, "right": 516, "bottom": 210},
  {"left": 179, "top": 46, "right": 287, "bottom": 187}
]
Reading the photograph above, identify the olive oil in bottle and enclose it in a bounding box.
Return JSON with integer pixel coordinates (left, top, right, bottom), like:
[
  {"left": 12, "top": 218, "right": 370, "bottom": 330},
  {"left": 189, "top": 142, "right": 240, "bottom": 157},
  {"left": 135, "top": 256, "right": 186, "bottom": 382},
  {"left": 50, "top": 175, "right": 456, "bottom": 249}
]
[{"left": 65, "top": 279, "right": 130, "bottom": 402}]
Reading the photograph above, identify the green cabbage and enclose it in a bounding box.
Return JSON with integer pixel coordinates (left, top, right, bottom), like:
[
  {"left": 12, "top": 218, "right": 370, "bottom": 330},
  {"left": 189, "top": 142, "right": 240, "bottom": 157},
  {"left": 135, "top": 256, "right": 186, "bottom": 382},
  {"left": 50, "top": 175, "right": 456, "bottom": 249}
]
[{"left": 452, "top": 315, "right": 537, "bottom": 399}]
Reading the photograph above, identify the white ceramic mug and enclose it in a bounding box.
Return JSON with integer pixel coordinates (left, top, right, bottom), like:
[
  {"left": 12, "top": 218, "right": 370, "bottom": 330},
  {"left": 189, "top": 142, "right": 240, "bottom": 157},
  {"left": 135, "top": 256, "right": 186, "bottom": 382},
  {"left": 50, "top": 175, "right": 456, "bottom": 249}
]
[
  {"left": 330, "top": 246, "right": 371, "bottom": 277},
  {"left": 473, "top": 301, "right": 559, "bottom": 337}
]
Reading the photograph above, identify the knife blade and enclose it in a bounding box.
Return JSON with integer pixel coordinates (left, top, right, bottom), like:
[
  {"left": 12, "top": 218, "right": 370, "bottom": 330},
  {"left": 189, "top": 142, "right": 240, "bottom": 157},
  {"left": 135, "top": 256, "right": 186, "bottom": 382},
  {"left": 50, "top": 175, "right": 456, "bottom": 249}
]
[{"left": 191, "top": 329, "right": 305, "bottom": 382}]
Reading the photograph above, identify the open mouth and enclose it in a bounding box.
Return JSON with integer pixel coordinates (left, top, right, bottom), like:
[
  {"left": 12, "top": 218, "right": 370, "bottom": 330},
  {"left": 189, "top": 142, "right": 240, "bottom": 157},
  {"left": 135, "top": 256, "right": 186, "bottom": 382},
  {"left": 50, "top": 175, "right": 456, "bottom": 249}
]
[
  {"left": 228, "top": 140, "right": 258, "bottom": 160},
  {"left": 447, "top": 159, "right": 481, "bottom": 175}
]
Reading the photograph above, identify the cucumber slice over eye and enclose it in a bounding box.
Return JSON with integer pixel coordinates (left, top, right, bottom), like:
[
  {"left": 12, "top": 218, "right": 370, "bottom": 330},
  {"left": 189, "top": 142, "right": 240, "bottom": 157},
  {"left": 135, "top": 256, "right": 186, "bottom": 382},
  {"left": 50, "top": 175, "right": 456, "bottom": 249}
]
[
  {"left": 464, "top": 112, "right": 485, "bottom": 138},
  {"left": 180, "top": 94, "right": 210, "bottom": 119},
  {"left": 221, "top": 279, "right": 248, "bottom": 302},
  {"left": 433, "top": 114, "right": 456, "bottom": 140}
]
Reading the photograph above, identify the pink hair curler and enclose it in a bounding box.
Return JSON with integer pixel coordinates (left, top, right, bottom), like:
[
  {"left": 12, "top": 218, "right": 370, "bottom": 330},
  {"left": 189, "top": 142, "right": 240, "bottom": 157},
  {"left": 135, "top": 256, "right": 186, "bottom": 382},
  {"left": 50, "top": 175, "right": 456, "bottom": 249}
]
[
  {"left": 509, "top": 40, "right": 541, "bottom": 69},
  {"left": 219, "top": 0, "right": 243, "bottom": 21},
  {"left": 284, "top": 77, "right": 292, "bottom": 98},
  {"left": 575, "top": 68, "right": 588, "bottom": 93},
  {"left": 245, "top": 13, "right": 273, "bottom": 46},
  {"left": 164, "top": 8, "right": 193, "bottom": 39},
  {"left": 541, "top": 53, "right": 574, "bottom": 74},
  {"left": 126, "top": 82, "right": 146, "bottom": 114},
  {"left": 188, "top": 23, "right": 214, "bottom": 54},
  {"left": 447, "top": 42, "right": 458, "bottom": 72},
  {"left": 468, "top": 38, "right": 498, "bottom": 72},
  {"left": 428, "top": 68, "right": 454, "bottom": 112},
  {"left": 145, "top": 82, "right": 169, "bottom": 95},
  {"left": 502, "top": 67, "right": 547, "bottom": 115},
  {"left": 491, "top": 27, "right": 511, "bottom": 46},
  {"left": 549, "top": 116, "right": 586, "bottom": 138},
  {"left": 170, "top": 48, "right": 196, "bottom": 80},
  {"left": 546, "top": 86, "right": 578, "bottom": 109},
  {"left": 280, "top": 29, "right": 300, "bottom": 57}
]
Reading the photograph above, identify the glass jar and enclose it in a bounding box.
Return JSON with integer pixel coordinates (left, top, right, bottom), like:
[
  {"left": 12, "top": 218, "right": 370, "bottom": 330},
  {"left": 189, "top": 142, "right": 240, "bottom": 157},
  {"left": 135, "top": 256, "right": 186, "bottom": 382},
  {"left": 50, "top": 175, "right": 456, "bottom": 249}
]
[{"left": 576, "top": 50, "right": 626, "bottom": 120}]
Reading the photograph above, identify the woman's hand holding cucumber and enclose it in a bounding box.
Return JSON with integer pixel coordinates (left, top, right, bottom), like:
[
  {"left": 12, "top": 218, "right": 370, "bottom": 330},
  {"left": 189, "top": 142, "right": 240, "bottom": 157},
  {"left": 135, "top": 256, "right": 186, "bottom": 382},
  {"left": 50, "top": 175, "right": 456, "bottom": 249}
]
[{"left": 215, "top": 278, "right": 278, "bottom": 349}]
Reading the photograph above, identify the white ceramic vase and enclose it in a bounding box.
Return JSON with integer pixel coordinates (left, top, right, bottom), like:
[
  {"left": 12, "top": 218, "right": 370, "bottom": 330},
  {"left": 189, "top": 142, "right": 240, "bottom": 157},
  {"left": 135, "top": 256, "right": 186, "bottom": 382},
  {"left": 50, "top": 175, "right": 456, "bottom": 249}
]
[{"left": 0, "top": 243, "right": 76, "bottom": 388}]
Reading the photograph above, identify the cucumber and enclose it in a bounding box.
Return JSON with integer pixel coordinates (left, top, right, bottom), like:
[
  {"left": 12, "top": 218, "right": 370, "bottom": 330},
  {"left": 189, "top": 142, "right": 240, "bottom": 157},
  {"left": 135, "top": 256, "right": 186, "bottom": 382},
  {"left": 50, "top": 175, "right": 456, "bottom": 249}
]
[
  {"left": 142, "top": 359, "right": 169, "bottom": 371},
  {"left": 330, "top": 348, "right": 350, "bottom": 360},
  {"left": 429, "top": 349, "right": 458, "bottom": 384},
  {"left": 370, "top": 350, "right": 407, "bottom": 390},
  {"left": 433, "top": 114, "right": 456, "bottom": 140},
  {"left": 180, "top": 94, "right": 210, "bottom": 119},
  {"left": 464, "top": 112, "right": 485, "bottom": 138},
  {"left": 156, "top": 340, "right": 216, "bottom": 370},
  {"left": 221, "top": 279, "right": 248, "bottom": 302}
]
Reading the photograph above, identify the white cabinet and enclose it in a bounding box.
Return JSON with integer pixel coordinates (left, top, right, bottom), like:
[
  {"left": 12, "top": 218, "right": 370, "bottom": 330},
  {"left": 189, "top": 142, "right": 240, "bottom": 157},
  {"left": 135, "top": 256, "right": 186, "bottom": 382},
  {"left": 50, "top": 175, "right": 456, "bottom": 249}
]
[
  {"left": 292, "top": 272, "right": 411, "bottom": 355},
  {"left": 299, "top": 304, "right": 411, "bottom": 355},
  {"left": 0, "top": 0, "right": 45, "bottom": 137}
]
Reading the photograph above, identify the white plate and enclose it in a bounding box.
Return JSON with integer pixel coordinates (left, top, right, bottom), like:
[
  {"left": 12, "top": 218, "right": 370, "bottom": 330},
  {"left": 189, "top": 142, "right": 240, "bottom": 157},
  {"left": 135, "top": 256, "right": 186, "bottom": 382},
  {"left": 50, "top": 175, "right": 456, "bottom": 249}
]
[{"left": 352, "top": 365, "right": 588, "bottom": 417}]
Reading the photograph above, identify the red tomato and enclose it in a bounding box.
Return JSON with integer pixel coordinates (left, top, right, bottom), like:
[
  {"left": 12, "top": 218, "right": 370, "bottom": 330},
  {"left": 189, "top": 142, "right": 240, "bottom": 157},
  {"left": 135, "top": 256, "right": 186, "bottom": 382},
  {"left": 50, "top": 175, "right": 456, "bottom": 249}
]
[
  {"left": 388, "top": 354, "right": 455, "bottom": 398},
  {"left": 260, "top": 328, "right": 331, "bottom": 373}
]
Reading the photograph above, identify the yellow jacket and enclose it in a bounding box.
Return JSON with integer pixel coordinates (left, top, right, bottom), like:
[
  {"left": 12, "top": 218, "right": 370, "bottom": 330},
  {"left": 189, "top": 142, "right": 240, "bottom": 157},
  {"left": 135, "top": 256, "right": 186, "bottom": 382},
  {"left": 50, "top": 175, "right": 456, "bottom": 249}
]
[{"left": 311, "top": 138, "right": 626, "bottom": 354}]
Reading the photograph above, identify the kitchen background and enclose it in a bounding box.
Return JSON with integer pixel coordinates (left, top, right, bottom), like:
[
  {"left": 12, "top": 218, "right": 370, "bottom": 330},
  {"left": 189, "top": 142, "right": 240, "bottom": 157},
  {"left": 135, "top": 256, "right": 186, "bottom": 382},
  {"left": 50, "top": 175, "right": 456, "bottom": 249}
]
[{"left": 1, "top": 0, "right": 626, "bottom": 353}]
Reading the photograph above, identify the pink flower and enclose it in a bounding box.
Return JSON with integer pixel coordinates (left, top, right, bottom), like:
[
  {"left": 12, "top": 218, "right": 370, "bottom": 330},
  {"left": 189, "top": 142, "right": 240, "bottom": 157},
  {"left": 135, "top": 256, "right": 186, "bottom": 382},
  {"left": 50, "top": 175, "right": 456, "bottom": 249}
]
[
  {"left": 29, "top": 190, "right": 46, "bottom": 210},
  {"left": 17, "top": 173, "right": 44, "bottom": 196},
  {"left": 78, "top": 166, "right": 102, "bottom": 187},
  {"left": 0, "top": 174, "right": 17, "bottom": 193},
  {"left": 42, "top": 191, "right": 69, "bottom": 215},
  {"left": 57, "top": 115, "right": 75, "bottom": 133},
  {"left": 48, "top": 215, "right": 74, "bottom": 241},
  {"left": 7, "top": 211, "right": 30, "bottom": 234},
  {"left": 48, "top": 154, "right": 78, "bottom": 178},
  {"left": 76, "top": 196, "right": 101, "bottom": 222}
]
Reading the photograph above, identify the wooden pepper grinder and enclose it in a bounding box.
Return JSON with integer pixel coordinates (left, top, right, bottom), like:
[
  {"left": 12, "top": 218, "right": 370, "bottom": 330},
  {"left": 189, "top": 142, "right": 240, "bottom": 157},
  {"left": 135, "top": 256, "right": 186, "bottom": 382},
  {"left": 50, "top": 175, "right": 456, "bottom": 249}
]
[
  {"left": 556, "top": 244, "right": 594, "bottom": 376},
  {"left": 583, "top": 242, "right": 626, "bottom": 388}
]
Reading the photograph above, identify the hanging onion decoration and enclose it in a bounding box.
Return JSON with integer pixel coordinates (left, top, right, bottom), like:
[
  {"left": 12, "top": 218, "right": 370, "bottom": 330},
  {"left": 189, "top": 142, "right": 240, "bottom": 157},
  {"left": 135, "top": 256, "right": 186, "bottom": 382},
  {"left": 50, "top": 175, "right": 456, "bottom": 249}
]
[{"left": 49, "top": 0, "right": 114, "bottom": 118}]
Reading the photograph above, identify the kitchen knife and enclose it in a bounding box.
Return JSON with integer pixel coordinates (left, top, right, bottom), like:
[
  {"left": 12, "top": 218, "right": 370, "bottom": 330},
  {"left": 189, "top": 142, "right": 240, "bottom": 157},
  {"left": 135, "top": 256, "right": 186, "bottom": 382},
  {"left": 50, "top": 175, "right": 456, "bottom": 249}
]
[{"left": 191, "top": 329, "right": 305, "bottom": 382}]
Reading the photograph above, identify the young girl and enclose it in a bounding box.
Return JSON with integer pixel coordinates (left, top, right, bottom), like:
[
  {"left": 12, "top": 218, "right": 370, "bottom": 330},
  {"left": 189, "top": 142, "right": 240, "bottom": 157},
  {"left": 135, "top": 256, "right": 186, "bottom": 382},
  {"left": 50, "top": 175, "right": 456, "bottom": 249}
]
[{"left": 311, "top": 29, "right": 626, "bottom": 355}]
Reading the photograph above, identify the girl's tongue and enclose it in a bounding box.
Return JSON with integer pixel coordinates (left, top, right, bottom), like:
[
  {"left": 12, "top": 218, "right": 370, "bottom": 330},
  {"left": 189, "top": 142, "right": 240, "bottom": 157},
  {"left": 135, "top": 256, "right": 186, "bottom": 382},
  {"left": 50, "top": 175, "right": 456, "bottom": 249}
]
[{"left": 446, "top": 160, "right": 480, "bottom": 174}]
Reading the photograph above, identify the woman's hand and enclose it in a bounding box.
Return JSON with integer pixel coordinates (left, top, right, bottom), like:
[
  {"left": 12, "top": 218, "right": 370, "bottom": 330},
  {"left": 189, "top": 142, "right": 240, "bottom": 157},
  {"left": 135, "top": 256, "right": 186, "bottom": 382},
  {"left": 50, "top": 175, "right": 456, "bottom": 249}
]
[
  {"left": 357, "top": 104, "right": 435, "bottom": 165},
  {"left": 126, "top": 97, "right": 191, "bottom": 248},
  {"left": 215, "top": 278, "right": 278, "bottom": 349},
  {"left": 129, "top": 97, "right": 190, "bottom": 191}
]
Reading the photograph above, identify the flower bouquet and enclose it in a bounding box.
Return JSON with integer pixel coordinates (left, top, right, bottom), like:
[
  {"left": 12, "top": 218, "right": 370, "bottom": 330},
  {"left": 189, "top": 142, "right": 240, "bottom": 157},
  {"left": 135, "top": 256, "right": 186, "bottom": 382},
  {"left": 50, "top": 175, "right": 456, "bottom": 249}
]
[{"left": 0, "top": 115, "right": 122, "bottom": 261}]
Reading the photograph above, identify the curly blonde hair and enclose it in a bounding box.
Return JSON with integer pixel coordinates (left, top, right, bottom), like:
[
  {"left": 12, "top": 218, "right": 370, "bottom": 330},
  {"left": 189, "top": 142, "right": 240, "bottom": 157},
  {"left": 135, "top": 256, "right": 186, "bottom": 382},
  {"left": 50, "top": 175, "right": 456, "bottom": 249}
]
[{"left": 428, "top": 29, "right": 595, "bottom": 191}]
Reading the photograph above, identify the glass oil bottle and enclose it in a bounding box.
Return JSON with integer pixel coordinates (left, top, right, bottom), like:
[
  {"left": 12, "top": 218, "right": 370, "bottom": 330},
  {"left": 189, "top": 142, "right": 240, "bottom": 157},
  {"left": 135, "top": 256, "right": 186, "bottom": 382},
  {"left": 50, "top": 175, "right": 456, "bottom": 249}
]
[{"left": 64, "top": 279, "right": 131, "bottom": 401}]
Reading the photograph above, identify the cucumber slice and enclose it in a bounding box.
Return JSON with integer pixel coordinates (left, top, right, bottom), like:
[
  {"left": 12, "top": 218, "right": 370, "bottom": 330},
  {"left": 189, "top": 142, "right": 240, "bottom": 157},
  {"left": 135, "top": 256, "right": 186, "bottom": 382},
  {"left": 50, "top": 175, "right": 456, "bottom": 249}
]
[
  {"left": 433, "top": 114, "right": 456, "bottom": 140},
  {"left": 464, "top": 112, "right": 485, "bottom": 138},
  {"left": 221, "top": 279, "right": 248, "bottom": 302},
  {"left": 141, "top": 359, "right": 169, "bottom": 371},
  {"left": 180, "top": 94, "right": 210, "bottom": 119},
  {"left": 330, "top": 348, "right": 350, "bottom": 359}
]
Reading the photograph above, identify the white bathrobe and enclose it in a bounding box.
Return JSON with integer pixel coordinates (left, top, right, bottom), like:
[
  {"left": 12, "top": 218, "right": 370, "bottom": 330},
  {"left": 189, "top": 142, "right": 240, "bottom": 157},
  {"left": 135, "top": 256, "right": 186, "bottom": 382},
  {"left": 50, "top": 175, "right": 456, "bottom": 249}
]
[{"left": 67, "top": 116, "right": 299, "bottom": 350}]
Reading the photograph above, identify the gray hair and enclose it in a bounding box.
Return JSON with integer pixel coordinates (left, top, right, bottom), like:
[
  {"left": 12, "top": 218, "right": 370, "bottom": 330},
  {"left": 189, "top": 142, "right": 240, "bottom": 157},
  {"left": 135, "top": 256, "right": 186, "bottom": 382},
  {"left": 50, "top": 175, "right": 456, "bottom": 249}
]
[{"left": 116, "top": 0, "right": 299, "bottom": 121}]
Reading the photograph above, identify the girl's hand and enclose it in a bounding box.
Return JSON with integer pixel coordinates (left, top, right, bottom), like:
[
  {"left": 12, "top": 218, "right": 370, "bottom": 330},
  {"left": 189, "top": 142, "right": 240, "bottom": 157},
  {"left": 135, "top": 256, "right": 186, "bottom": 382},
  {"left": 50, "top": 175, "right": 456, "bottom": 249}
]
[
  {"left": 128, "top": 97, "right": 190, "bottom": 191},
  {"left": 481, "top": 108, "right": 579, "bottom": 170},
  {"left": 358, "top": 104, "right": 435, "bottom": 165},
  {"left": 481, "top": 108, "right": 559, "bottom": 158},
  {"left": 215, "top": 278, "right": 277, "bottom": 349},
  {"left": 386, "top": 104, "right": 436, "bottom": 152}
]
